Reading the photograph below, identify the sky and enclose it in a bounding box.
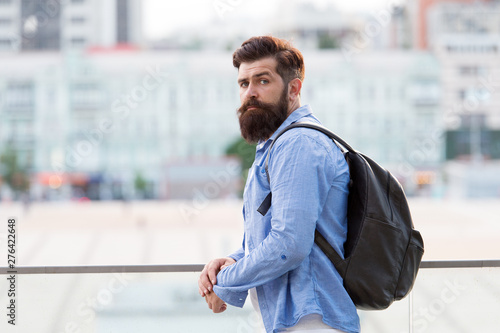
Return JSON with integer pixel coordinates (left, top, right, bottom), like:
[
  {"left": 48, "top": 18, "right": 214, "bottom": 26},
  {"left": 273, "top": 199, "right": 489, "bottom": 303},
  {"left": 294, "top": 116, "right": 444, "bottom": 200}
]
[{"left": 142, "top": 0, "right": 397, "bottom": 39}]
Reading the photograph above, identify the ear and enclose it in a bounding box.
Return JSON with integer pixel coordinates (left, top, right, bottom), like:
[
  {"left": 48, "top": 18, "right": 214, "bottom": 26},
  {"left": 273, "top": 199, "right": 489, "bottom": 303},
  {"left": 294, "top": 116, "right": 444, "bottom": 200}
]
[{"left": 288, "top": 78, "right": 302, "bottom": 102}]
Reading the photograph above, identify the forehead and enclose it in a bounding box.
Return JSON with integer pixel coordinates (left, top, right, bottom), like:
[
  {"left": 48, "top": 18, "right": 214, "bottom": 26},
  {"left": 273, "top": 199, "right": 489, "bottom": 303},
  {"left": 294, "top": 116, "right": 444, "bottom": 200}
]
[{"left": 237, "top": 57, "right": 279, "bottom": 80}]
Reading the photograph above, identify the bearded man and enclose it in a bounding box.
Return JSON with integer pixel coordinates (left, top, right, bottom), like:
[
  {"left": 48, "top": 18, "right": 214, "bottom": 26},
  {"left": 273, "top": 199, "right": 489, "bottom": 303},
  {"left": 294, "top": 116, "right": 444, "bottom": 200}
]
[{"left": 198, "top": 36, "right": 360, "bottom": 333}]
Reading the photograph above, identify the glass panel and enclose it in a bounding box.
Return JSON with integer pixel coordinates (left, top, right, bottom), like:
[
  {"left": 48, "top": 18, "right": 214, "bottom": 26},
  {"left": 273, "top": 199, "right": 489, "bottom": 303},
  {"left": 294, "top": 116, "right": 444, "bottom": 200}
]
[
  {"left": 0, "top": 272, "right": 258, "bottom": 333},
  {"left": 1, "top": 267, "right": 499, "bottom": 332},
  {"left": 356, "top": 266, "right": 500, "bottom": 332},
  {"left": 359, "top": 297, "right": 410, "bottom": 333},
  {"left": 411, "top": 267, "right": 500, "bottom": 332}
]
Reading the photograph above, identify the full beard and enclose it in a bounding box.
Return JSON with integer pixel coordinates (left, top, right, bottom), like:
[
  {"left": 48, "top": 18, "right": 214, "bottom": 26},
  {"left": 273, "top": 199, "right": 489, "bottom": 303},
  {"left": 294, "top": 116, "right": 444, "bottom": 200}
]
[{"left": 237, "top": 88, "right": 289, "bottom": 144}]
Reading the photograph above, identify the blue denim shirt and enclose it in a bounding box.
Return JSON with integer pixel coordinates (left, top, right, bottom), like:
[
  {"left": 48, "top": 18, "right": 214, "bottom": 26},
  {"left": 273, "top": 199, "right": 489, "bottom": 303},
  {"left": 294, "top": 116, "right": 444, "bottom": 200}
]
[{"left": 213, "top": 105, "right": 360, "bottom": 333}]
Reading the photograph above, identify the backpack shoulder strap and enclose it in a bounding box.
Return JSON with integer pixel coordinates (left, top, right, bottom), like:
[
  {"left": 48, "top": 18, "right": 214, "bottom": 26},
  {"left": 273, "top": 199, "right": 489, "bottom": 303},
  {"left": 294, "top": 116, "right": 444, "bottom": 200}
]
[
  {"left": 265, "top": 122, "right": 355, "bottom": 176},
  {"left": 256, "top": 121, "right": 352, "bottom": 271},
  {"left": 263, "top": 122, "right": 355, "bottom": 184},
  {"left": 258, "top": 122, "right": 354, "bottom": 216}
]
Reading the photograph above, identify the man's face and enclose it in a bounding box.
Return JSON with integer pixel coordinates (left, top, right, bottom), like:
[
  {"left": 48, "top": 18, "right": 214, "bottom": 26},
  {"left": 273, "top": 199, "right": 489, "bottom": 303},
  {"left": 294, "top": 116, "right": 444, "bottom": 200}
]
[{"left": 236, "top": 57, "right": 290, "bottom": 144}]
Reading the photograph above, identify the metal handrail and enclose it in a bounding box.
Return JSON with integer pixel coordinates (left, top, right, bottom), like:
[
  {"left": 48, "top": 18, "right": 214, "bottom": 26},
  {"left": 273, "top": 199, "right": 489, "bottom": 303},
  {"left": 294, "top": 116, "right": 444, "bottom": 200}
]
[
  {"left": 1, "top": 260, "right": 500, "bottom": 275},
  {"left": 419, "top": 259, "right": 500, "bottom": 269},
  {"left": 0, "top": 264, "right": 205, "bottom": 275}
]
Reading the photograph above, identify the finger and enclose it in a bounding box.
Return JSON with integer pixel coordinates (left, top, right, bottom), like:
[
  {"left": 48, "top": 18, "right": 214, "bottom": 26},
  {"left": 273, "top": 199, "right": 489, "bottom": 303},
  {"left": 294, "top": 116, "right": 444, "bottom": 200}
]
[
  {"left": 200, "top": 258, "right": 225, "bottom": 294},
  {"left": 206, "top": 262, "right": 220, "bottom": 284},
  {"left": 207, "top": 266, "right": 219, "bottom": 286},
  {"left": 201, "top": 275, "right": 213, "bottom": 293},
  {"left": 206, "top": 295, "right": 213, "bottom": 310},
  {"left": 220, "top": 258, "right": 235, "bottom": 271},
  {"left": 198, "top": 278, "right": 210, "bottom": 296},
  {"left": 198, "top": 279, "right": 206, "bottom": 296},
  {"left": 199, "top": 268, "right": 214, "bottom": 294},
  {"left": 210, "top": 260, "right": 225, "bottom": 283},
  {"left": 211, "top": 294, "right": 225, "bottom": 313},
  {"left": 213, "top": 302, "right": 227, "bottom": 314},
  {"left": 218, "top": 301, "right": 227, "bottom": 313},
  {"left": 224, "top": 257, "right": 236, "bottom": 266}
]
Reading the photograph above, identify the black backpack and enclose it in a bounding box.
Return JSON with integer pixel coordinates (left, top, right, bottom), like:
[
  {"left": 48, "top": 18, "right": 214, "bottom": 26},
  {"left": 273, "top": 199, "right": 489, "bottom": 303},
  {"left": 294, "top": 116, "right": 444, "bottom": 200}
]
[{"left": 257, "top": 122, "right": 424, "bottom": 310}]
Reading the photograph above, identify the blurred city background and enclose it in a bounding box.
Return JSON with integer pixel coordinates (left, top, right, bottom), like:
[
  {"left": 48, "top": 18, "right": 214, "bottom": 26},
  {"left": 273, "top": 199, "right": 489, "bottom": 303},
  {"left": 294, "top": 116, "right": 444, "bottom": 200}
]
[
  {"left": 0, "top": 0, "right": 500, "bottom": 332},
  {"left": 0, "top": 0, "right": 499, "bottom": 201}
]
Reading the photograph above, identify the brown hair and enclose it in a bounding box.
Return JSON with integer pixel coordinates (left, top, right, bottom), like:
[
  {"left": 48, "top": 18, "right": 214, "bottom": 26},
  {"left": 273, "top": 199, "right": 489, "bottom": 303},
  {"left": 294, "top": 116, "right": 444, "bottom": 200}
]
[{"left": 233, "top": 36, "right": 305, "bottom": 84}]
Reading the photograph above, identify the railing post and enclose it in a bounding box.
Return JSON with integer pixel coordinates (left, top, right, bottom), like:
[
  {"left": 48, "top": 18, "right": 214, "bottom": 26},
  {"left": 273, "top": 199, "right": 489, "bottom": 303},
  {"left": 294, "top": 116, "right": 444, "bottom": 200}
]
[{"left": 409, "top": 290, "right": 413, "bottom": 333}]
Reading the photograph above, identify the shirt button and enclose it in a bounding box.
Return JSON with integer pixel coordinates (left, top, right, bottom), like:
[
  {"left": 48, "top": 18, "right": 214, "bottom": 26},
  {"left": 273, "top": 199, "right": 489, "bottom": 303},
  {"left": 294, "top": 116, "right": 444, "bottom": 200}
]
[
  {"left": 281, "top": 255, "right": 286, "bottom": 260},
  {"left": 261, "top": 169, "right": 265, "bottom": 173}
]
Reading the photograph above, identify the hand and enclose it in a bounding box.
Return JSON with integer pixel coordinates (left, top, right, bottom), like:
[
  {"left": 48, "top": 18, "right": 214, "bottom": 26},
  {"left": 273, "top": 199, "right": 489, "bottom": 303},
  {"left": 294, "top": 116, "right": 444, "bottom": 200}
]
[
  {"left": 205, "top": 291, "right": 227, "bottom": 313},
  {"left": 198, "top": 257, "right": 236, "bottom": 297}
]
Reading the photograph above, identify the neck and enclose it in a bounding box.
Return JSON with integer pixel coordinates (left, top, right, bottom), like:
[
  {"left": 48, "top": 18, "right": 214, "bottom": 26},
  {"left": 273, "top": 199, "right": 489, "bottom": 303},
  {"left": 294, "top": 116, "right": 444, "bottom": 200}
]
[{"left": 287, "top": 99, "right": 301, "bottom": 116}]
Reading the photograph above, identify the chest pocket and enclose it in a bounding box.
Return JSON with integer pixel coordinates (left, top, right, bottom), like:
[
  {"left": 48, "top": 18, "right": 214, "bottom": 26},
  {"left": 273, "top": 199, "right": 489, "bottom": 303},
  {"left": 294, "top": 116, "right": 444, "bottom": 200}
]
[
  {"left": 244, "top": 163, "right": 271, "bottom": 216},
  {"left": 253, "top": 163, "right": 272, "bottom": 216}
]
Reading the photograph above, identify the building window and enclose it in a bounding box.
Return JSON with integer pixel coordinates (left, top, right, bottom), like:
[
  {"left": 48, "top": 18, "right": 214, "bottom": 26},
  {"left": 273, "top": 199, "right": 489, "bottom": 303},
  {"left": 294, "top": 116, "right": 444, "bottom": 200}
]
[
  {"left": 458, "top": 87, "right": 491, "bottom": 102},
  {"left": 460, "top": 114, "right": 486, "bottom": 129},
  {"left": 71, "top": 83, "right": 104, "bottom": 110},
  {"left": 458, "top": 89, "right": 466, "bottom": 101},
  {"left": 70, "top": 37, "right": 86, "bottom": 47},
  {"left": 70, "top": 16, "right": 86, "bottom": 25},
  {"left": 0, "top": 39, "right": 12, "bottom": 48},
  {"left": 0, "top": 17, "right": 11, "bottom": 25},
  {"left": 4, "top": 81, "right": 34, "bottom": 109},
  {"left": 459, "top": 65, "right": 487, "bottom": 77},
  {"left": 116, "top": 0, "right": 129, "bottom": 43},
  {"left": 21, "top": 1, "right": 61, "bottom": 51},
  {"left": 448, "top": 44, "right": 498, "bottom": 54}
]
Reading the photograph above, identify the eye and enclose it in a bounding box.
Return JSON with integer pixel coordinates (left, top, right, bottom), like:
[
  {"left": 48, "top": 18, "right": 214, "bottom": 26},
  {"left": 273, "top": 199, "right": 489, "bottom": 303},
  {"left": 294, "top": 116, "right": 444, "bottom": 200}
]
[
  {"left": 240, "top": 82, "right": 249, "bottom": 88},
  {"left": 260, "top": 79, "right": 269, "bottom": 84}
]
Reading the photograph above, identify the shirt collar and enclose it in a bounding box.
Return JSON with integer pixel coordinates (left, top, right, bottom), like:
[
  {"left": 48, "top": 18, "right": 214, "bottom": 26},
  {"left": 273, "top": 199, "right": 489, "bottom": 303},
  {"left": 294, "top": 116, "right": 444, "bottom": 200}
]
[{"left": 256, "top": 104, "right": 313, "bottom": 150}]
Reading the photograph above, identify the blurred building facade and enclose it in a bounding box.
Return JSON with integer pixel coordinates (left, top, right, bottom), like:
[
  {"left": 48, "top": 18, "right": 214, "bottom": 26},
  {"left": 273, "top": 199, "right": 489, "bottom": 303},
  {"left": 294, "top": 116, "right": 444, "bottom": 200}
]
[
  {"left": 427, "top": 1, "right": 500, "bottom": 136},
  {"left": 1, "top": 0, "right": 499, "bottom": 200},
  {"left": 269, "top": 1, "right": 357, "bottom": 50},
  {"left": 425, "top": 0, "right": 500, "bottom": 196},
  {"left": 302, "top": 51, "right": 442, "bottom": 195},
  {"left": 0, "top": 0, "right": 142, "bottom": 52},
  {"left": 0, "top": 50, "right": 242, "bottom": 200},
  {"left": 0, "top": 49, "right": 441, "bottom": 200}
]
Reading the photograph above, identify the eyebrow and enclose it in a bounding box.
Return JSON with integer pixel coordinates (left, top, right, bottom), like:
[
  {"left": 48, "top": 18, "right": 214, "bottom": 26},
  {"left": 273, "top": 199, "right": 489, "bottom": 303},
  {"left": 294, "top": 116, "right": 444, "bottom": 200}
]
[{"left": 238, "top": 71, "right": 272, "bottom": 84}]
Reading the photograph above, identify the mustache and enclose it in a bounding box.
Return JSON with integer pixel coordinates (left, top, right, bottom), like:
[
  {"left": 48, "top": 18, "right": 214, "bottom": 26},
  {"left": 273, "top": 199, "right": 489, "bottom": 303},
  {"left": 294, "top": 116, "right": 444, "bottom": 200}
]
[{"left": 237, "top": 99, "right": 274, "bottom": 114}]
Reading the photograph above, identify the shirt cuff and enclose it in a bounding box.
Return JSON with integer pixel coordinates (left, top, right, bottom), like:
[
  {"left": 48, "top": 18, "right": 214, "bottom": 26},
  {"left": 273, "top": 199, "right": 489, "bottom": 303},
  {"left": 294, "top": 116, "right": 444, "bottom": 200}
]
[{"left": 212, "top": 285, "right": 247, "bottom": 308}]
